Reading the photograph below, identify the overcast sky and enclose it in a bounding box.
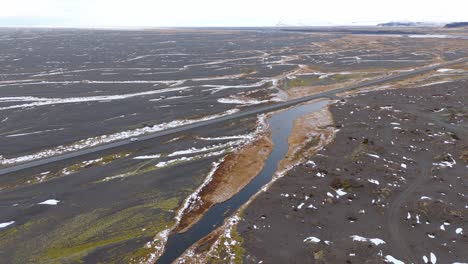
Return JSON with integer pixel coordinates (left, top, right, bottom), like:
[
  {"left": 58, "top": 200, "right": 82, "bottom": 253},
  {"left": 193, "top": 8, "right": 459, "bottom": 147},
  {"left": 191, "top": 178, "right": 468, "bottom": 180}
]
[{"left": 1, "top": 0, "right": 467, "bottom": 27}]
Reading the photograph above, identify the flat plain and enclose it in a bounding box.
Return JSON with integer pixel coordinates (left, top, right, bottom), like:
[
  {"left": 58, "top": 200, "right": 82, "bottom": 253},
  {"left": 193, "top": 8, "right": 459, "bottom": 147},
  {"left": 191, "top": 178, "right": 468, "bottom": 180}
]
[{"left": 0, "top": 27, "right": 466, "bottom": 263}]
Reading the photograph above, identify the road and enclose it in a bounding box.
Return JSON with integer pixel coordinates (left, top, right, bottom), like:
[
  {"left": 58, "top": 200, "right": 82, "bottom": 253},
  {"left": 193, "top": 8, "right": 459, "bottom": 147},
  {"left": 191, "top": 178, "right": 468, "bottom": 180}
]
[{"left": 0, "top": 58, "right": 466, "bottom": 175}]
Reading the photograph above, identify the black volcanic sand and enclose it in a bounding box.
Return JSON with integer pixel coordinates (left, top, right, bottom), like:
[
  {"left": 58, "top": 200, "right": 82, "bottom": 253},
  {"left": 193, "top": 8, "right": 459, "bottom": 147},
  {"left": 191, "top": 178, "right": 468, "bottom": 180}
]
[
  {"left": 0, "top": 116, "right": 257, "bottom": 263},
  {"left": 1, "top": 28, "right": 467, "bottom": 157},
  {"left": 238, "top": 81, "right": 467, "bottom": 263},
  {"left": 0, "top": 29, "right": 334, "bottom": 157},
  {"left": 1, "top": 28, "right": 467, "bottom": 263}
]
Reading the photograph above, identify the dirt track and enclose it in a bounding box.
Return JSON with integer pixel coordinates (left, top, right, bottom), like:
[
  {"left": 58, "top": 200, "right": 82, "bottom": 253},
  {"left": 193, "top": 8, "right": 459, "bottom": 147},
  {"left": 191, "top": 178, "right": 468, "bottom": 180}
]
[{"left": 237, "top": 80, "right": 468, "bottom": 263}]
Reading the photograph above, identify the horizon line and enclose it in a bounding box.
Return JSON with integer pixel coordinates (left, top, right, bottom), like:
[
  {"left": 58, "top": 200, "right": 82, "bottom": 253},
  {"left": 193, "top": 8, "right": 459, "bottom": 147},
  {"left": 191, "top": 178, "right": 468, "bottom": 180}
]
[{"left": 0, "top": 23, "right": 453, "bottom": 30}]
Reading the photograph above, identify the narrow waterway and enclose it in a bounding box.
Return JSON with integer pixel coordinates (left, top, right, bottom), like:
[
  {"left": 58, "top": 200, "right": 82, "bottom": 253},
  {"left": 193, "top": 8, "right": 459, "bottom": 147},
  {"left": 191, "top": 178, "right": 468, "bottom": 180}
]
[{"left": 157, "top": 100, "right": 330, "bottom": 263}]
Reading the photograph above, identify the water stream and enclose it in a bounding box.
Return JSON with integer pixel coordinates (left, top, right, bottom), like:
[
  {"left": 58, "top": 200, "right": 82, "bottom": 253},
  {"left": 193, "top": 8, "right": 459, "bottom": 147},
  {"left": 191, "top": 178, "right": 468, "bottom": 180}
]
[{"left": 157, "top": 100, "right": 330, "bottom": 263}]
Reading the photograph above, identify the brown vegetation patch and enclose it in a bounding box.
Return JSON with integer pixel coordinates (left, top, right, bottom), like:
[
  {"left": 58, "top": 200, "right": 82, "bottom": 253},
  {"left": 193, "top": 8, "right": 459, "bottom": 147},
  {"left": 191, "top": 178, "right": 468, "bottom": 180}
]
[
  {"left": 276, "top": 105, "right": 335, "bottom": 175},
  {"left": 175, "top": 133, "right": 273, "bottom": 233},
  {"left": 460, "top": 148, "right": 468, "bottom": 163},
  {"left": 338, "top": 59, "right": 468, "bottom": 98}
]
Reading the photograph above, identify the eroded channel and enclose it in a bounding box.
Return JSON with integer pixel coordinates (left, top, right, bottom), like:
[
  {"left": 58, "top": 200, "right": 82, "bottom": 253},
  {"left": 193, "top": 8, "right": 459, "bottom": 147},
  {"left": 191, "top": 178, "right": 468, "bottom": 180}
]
[{"left": 156, "top": 100, "right": 330, "bottom": 263}]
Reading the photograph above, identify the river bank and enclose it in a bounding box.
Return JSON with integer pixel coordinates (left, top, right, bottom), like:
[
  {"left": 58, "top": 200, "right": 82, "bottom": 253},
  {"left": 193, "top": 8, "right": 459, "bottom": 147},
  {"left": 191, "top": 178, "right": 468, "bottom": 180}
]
[
  {"left": 151, "top": 100, "right": 330, "bottom": 263},
  {"left": 167, "top": 99, "right": 335, "bottom": 263}
]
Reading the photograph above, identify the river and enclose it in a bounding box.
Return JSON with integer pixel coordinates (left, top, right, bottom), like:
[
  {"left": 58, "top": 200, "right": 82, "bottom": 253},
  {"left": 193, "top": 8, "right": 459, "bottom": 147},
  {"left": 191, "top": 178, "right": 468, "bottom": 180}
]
[{"left": 157, "top": 99, "right": 330, "bottom": 263}]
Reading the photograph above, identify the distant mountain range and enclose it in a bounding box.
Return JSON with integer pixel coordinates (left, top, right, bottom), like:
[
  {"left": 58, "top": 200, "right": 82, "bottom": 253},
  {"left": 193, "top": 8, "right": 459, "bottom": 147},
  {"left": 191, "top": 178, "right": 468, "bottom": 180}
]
[
  {"left": 377, "top": 21, "right": 441, "bottom": 27},
  {"left": 377, "top": 21, "right": 468, "bottom": 28},
  {"left": 445, "top": 22, "right": 468, "bottom": 28}
]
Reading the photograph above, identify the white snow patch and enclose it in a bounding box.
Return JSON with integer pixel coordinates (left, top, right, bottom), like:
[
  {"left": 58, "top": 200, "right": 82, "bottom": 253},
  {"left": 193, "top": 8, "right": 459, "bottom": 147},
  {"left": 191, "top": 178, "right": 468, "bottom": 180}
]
[
  {"left": 432, "top": 154, "right": 456, "bottom": 168},
  {"left": 350, "top": 235, "right": 386, "bottom": 246},
  {"left": 336, "top": 189, "right": 347, "bottom": 196},
  {"left": 38, "top": 199, "right": 60, "bottom": 205},
  {"left": 369, "top": 238, "right": 386, "bottom": 246},
  {"left": 200, "top": 134, "right": 253, "bottom": 141},
  {"left": 368, "top": 179, "right": 380, "bottom": 185},
  {"left": 307, "top": 160, "right": 317, "bottom": 167},
  {"left": 303, "top": 236, "right": 321, "bottom": 243},
  {"left": 168, "top": 141, "right": 242, "bottom": 157},
  {"left": 316, "top": 172, "right": 325, "bottom": 178},
  {"left": 5, "top": 128, "right": 65, "bottom": 138},
  {"left": 437, "top": 68, "right": 453, "bottom": 73},
  {"left": 154, "top": 150, "right": 226, "bottom": 168},
  {"left": 142, "top": 228, "right": 171, "bottom": 263},
  {"left": 0, "top": 86, "right": 192, "bottom": 110},
  {"left": 366, "top": 153, "right": 380, "bottom": 159},
  {"left": 380, "top": 106, "right": 393, "bottom": 110},
  {"left": 385, "top": 255, "right": 405, "bottom": 264},
  {"left": 217, "top": 97, "right": 272, "bottom": 105},
  {"left": 174, "top": 161, "right": 222, "bottom": 223},
  {"left": 0, "top": 221, "right": 15, "bottom": 228},
  {"left": 133, "top": 154, "right": 161, "bottom": 160}
]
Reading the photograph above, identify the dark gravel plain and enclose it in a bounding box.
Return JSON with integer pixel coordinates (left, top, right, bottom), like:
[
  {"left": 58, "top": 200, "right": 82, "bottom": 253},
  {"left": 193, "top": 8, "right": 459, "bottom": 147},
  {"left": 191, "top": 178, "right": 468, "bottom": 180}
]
[
  {"left": 0, "top": 28, "right": 467, "bottom": 263},
  {"left": 239, "top": 80, "right": 468, "bottom": 264},
  {"left": 2, "top": 29, "right": 462, "bottom": 158}
]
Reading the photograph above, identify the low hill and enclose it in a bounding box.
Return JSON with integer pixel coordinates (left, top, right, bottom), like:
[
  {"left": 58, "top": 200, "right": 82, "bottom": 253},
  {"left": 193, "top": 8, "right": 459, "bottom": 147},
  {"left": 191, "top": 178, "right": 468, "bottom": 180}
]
[
  {"left": 445, "top": 22, "right": 468, "bottom": 28},
  {"left": 377, "top": 21, "right": 441, "bottom": 27}
]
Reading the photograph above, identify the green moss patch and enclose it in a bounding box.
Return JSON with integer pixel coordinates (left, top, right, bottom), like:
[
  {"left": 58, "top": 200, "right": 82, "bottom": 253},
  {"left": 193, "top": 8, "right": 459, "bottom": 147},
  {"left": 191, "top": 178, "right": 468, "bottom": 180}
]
[
  {"left": 208, "top": 226, "right": 245, "bottom": 264},
  {"left": 39, "top": 199, "right": 178, "bottom": 263}
]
